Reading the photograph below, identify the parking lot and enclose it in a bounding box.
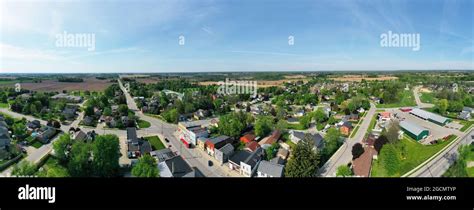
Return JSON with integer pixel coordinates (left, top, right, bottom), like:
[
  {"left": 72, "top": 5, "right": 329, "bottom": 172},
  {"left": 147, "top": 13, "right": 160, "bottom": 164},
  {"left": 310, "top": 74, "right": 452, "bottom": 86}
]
[{"left": 391, "top": 109, "right": 464, "bottom": 144}]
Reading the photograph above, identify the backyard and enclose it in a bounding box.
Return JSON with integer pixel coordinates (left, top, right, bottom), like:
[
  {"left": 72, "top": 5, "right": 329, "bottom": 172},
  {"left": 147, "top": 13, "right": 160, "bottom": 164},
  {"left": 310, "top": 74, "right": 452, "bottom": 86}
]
[
  {"left": 145, "top": 136, "right": 166, "bottom": 150},
  {"left": 371, "top": 135, "right": 456, "bottom": 177}
]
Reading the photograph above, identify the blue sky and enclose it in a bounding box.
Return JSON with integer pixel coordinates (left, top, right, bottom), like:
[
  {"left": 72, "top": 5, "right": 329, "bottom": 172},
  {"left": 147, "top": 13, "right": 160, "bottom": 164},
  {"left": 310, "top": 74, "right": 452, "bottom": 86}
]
[{"left": 0, "top": 0, "right": 473, "bottom": 73}]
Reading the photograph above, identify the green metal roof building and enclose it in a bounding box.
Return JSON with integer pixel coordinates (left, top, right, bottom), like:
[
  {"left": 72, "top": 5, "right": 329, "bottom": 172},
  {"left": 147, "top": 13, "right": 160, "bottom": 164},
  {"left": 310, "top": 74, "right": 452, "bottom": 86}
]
[{"left": 400, "top": 121, "right": 429, "bottom": 141}]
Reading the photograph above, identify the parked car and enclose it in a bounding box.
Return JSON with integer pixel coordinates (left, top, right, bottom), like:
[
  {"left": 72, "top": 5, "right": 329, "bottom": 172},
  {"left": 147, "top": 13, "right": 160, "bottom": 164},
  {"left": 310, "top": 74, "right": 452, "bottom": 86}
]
[
  {"left": 208, "top": 160, "right": 213, "bottom": 167},
  {"left": 165, "top": 138, "right": 169, "bottom": 143}
]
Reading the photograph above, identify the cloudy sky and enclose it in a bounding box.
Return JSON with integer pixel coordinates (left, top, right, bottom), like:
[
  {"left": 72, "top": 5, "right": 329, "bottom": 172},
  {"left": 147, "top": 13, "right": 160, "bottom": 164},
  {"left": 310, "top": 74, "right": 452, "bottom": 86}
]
[{"left": 0, "top": 0, "right": 473, "bottom": 73}]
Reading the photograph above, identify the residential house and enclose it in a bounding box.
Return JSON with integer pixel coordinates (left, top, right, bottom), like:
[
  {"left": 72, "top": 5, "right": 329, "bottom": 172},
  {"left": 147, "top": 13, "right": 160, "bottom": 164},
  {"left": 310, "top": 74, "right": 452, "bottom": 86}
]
[
  {"left": 158, "top": 155, "right": 203, "bottom": 177},
  {"left": 214, "top": 143, "right": 234, "bottom": 164},
  {"left": 352, "top": 147, "right": 377, "bottom": 177},
  {"left": 256, "top": 160, "right": 284, "bottom": 177},
  {"left": 27, "top": 120, "right": 41, "bottom": 130},
  {"left": 0, "top": 121, "right": 11, "bottom": 155},
  {"left": 62, "top": 107, "right": 77, "bottom": 120},
  {"left": 127, "top": 127, "right": 152, "bottom": 158},
  {"left": 459, "top": 111, "right": 471, "bottom": 120},
  {"left": 289, "top": 130, "right": 324, "bottom": 150},
  {"left": 245, "top": 141, "right": 261, "bottom": 152},
  {"left": 340, "top": 121, "right": 353, "bottom": 136},
  {"left": 193, "top": 109, "right": 210, "bottom": 120},
  {"left": 276, "top": 148, "right": 289, "bottom": 160},
  {"left": 240, "top": 133, "right": 256, "bottom": 144},
  {"left": 378, "top": 112, "right": 391, "bottom": 121},
  {"left": 83, "top": 116, "right": 95, "bottom": 126},
  {"left": 205, "top": 135, "right": 232, "bottom": 156},
  {"left": 228, "top": 147, "right": 264, "bottom": 177},
  {"left": 259, "top": 130, "right": 281, "bottom": 146},
  {"left": 150, "top": 148, "right": 177, "bottom": 162},
  {"left": 36, "top": 127, "right": 57, "bottom": 144}
]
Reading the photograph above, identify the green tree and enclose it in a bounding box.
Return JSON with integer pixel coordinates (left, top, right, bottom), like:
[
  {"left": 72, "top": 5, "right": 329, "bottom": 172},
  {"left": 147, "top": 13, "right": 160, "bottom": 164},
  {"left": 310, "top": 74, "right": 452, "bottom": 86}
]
[
  {"left": 379, "top": 144, "right": 400, "bottom": 176},
  {"left": 384, "top": 120, "right": 400, "bottom": 143},
  {"left": 12, "top": 123, "right": 26, "bottom": 140},
  {"left": 103, "top": 107, "right": 112, "bottom": 116},
  {"left": 336, "top": 165, "right": 353, "bottom": 177},
  {"left": 437, "top": 99, "right": 448, "bottom": 114},
  {"left": 313, "top": 109, "right": 327, "bottom": 123},
  {"left": 255, "top": 116, "right": 274, "bottom": 137},
  {"left": 68, "top": 142, "right": 91, "bottom": 177},
  {"left": 285, "top": 134, "right": 320, "bottom": 177},
  {"left": 38, "top": 165, "right": 70, "bottom": 177},
  {"left": 11, "top": 161, "right": 37, "bottom": 177},
  {"left": 321, "top": 128, "right": 342, "bottom": 163},
  {"left": 92, "top": 134, "right": 120, "bottom": 177},
  {"left": 53, "top": 134, "right": 72, "bottom": 163},
  {"left": 218, "top": 113, "right": 245, "bottom": 138},
  {"left": 131, "top": 154, "right": 159, "bottom": 177},
  {"left": 299, "top": 115, "right": 311, "bottom": 129}
]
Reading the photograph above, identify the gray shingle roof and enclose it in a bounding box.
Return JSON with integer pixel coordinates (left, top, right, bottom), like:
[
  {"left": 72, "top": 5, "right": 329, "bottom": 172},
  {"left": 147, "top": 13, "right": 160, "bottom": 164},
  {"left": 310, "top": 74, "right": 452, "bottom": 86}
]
[
  {"left": 257, "top": 160, "right": 284, "bottom": 177},
  {"left": 217, "top": 143, "right": 234, "bottom": 155}
]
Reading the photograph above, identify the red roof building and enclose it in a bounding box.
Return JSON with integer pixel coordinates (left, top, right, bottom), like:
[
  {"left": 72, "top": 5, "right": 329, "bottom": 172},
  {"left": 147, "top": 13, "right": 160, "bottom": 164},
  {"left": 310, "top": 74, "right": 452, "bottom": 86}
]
[
  {"left": 261, "top": 130, "right": 281, "bottom": 145},
  {"left": 245, "top": 141, "right": 261, "bottom": 152},
  {"left": 352, "top": 147, "right": 376, "bottom": 177},
  {"left": 240, "top": 133, "right": 256, "bottom": 144}
]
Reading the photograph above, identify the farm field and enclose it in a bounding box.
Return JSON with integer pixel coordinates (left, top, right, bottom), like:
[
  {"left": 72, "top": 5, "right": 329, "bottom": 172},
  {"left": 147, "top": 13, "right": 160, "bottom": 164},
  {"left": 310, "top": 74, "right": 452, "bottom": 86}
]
[
  {"left": 330, "top": 75, "right": 398, "bottom": 82},
  {"left": 0, "top": 77, "right": 114, "bottom": 92}
]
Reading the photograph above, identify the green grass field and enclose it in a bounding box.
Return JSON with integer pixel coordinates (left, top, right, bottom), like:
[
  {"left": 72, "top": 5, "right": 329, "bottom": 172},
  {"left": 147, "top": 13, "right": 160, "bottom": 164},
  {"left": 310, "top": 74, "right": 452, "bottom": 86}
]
[
  {"left": 420, "top": 92, "right": 436, "bottom": 104},
  {"left": 459, "top": 120, "right": 474, "bottom": 132},
  {"left": 350, "top": 126, "right": 360, "bottom": 138},
  {"left": 137, "top": 119, "right": 151, "bottom": 129},
  {"left": 371, "top": 136, "right": 455, "bottom": 177},
  {"left": 0, "top": 103, "right": 8, "bottom": 108},
  {"left": 31, "top": 141, "right": 43, "bottom": 149},
  {"left": 376, "top": 90, "right": 416, "bottom": 108},
  {"left": 145, "top": 136, "right": 166, "bottom": 150}
]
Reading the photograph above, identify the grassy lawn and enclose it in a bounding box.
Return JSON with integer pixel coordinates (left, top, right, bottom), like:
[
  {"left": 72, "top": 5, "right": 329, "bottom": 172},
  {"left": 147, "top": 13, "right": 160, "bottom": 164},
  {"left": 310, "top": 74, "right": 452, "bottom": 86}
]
[
  {"left": 0, "top": 103, "right": 8, "bottom": 108},
  {"left": 350, "top": 126, "right": 360, "bottom": 138},
  {"left": 145, "top": 136, "right": 166, "bottom": 150},
  {"left": 137, "top": 119, "right": 151, "bottom": 129},
  {"left": 459, "top": 120, "right": 474, "bottom": 132},
  {"left": 31, "top": 141, "right": 43, "bottom": 149},
  {"left": 367, "top": 115, "right": 377, "bottom": 134},
  {"left": 467, "top": 167, "right": 474, "bottom": 177},
  {"left": 376, "top": 90, "right": 416, "bottom": 108},
  {"left": 420, "top": 92, "right": 437, "bottom": 104},
  {"left": 145, "top": 113, "right": 165, "bottom": 121},
  {"left": 371, "top": 136, "right": 455, "bottom": 177}
]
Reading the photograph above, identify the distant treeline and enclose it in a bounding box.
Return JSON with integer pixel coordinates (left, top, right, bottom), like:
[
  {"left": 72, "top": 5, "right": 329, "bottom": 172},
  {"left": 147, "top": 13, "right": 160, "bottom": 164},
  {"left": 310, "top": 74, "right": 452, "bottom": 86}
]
[{"left": 58, "top": 77, "right": 84, "bottom": 82}]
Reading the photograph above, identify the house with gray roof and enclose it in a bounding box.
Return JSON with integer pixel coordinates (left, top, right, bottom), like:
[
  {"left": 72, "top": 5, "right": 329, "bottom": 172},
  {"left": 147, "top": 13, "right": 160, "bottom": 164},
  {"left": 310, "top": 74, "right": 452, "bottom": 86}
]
[
  {"left": 256, "top": 160, "right": 284, "bottom": 177},
  {"left": 214, "top": 143, "right": 234, "bottom": 164},
  {"left": 150, "top": 148, "right": 177, "bottom": 162},
  {"left": 289, "top": 130, "right": 324, "bottom": 150},
  {"left": 158, "top": 155, "right": 202, "bottom": 177},
  {"left": 228, "top": 147, "right": 264, "bottom": 177}
]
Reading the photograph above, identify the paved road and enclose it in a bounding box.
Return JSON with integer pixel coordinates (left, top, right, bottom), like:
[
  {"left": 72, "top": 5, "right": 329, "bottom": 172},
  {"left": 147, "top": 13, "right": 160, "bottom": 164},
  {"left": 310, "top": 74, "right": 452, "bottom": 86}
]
[
  {"left": 118, "top": 79, "right": 226, "bottom": 177},
  {"left": 319, "top": 103, "right": 377, "bottom": 177},
  {"left": 409, "top": 128, "right": 474, "bottom": 177},
  {"left": 0, "top": 102, "right": 87, "bottom": 177},
  {"left": 413, "top": 86, "right": 435, "bottom": 108}
]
